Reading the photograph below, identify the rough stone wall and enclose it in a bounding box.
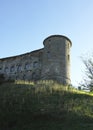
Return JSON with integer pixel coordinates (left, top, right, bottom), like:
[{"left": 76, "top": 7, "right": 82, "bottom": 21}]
[
  {"left": 0, "top": 49, "right": 43, "bottom": 81},
  {"left": 0, "top": 35, "right": 72, "bottom": 85},
  {"left": 41, "top": 35, "right": 72, "bottom": 84}
]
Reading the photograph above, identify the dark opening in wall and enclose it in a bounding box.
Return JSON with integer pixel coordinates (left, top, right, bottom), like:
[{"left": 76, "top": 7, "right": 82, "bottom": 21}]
[
  {"left": 0, "top": 67, "right": 2, "bottom": 72},
  {"left": 33, "top": 61, "right": 38, "bottom": 68},
  {"left": 25, "top": 63, "right": 30, "bottom": 70},
  {"left": 5, "top": 67, "right": 8, "bottom": 73},
  {"left": 68, "top": 55, "right": 70, "bottom": 61},
  {"left": 17, "top": 65, "right": 22, "bottom": 72},
  {"left": 10, "top": 66, "right": 15, "bottom": 72},
  {"left": 47, "top": 51, "right": 51, "bottom": 58}
]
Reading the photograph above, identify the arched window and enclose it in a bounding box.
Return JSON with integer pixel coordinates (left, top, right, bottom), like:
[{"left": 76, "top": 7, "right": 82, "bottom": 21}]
[
  {"left": 17, "top": 65, "right": 21, "bottom": 72},
  {"left": 10, "top": 66, "right": 15, "bottom": 72},
  {"left": 25, "top": 63, "right": 30, "bottom": 70},
  {"left": 33, "top": 61, "right": 38, "bottom": 68},
  {"left": 5, "top": 67, "right": 8, "bottom": 73}
]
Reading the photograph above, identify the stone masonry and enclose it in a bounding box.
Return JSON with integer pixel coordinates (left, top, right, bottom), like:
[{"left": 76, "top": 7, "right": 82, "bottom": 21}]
[{"left": 0, "top": 35, "right": 72, "bottom": 85}]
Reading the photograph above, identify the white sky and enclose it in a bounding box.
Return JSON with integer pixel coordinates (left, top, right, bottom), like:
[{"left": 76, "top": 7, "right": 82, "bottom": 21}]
[{"left": 0, "top": 0, "right": 93, "bottom": 86}]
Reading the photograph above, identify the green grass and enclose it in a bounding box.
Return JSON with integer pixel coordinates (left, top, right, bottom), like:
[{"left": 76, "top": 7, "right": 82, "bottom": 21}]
[{"left": 0, "top": 80, "right": 93, "bottom": 130}]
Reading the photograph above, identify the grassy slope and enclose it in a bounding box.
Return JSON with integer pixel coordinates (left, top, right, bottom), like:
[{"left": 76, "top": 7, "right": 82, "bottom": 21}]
[{"left": 0, "top": 80, "right": 93, "bottom": 130}]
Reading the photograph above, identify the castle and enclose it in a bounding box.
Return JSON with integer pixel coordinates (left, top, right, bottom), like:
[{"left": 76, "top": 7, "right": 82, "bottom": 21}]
[{"left": 0, "top": 35, "right": 72, "bottom": 85}]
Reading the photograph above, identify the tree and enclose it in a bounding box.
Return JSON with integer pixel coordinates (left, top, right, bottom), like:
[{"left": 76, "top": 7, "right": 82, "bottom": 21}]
[{"left": 80, "top": 55, "right": 93, "bottom": 91}]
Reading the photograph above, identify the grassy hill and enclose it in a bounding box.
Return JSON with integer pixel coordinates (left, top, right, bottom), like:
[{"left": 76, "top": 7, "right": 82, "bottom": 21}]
[{"left": 0, "top": 80, "right": 93, "bottom": 130}]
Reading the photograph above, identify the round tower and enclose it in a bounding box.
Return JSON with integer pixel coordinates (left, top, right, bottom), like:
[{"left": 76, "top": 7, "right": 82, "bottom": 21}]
[{"left": 41, "top": 35, "right": 72, "bottom": 85}]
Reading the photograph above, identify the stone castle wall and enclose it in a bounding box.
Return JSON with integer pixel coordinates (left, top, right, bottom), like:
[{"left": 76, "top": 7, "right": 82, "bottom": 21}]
[{"left": 0, "top": 35, "right": 72, "bottom": 85}]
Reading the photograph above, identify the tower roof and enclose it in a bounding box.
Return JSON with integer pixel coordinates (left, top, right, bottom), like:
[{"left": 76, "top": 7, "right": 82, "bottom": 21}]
[{"left": 43, "top": 35, "right": 72, "bottom": 47}]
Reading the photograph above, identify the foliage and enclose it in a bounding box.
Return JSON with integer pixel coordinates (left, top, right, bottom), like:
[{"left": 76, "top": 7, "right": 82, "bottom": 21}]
[{"left": 0, "top": 80, "right": 93, "bottom": 130}]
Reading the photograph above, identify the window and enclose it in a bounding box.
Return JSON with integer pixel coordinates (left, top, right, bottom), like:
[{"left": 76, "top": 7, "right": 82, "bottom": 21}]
[
  {"left": 47, "top": 51, "right": 50, "bottom": 58},
  {"left": 0, "top": 67, "right": 2, "bottom": 71},
  {"left": 25, "top": 63, "right": 30, "bottom": 70},
  {"left": 5, "top": 67, "right": 8, "bottom": 73},
  {"left": 0, "top": 67, "right": 3, "bottom": 73},
  {"left": 10, "top": 66, "right": 15, "bottom": 72},
  {"left": 33, "top": 61, "right": 38, "bottom": 68},
  {"left": 17, "top": 65, "right": 21, "bottom": 72},
  {"left": 68, "top": 55, "right": 70, "bottom": 61}
]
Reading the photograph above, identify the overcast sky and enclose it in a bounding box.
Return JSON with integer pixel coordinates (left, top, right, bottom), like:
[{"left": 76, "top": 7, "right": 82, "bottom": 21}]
[{"left": 0, "top": 0, "right": 93, "bottom": 86}]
